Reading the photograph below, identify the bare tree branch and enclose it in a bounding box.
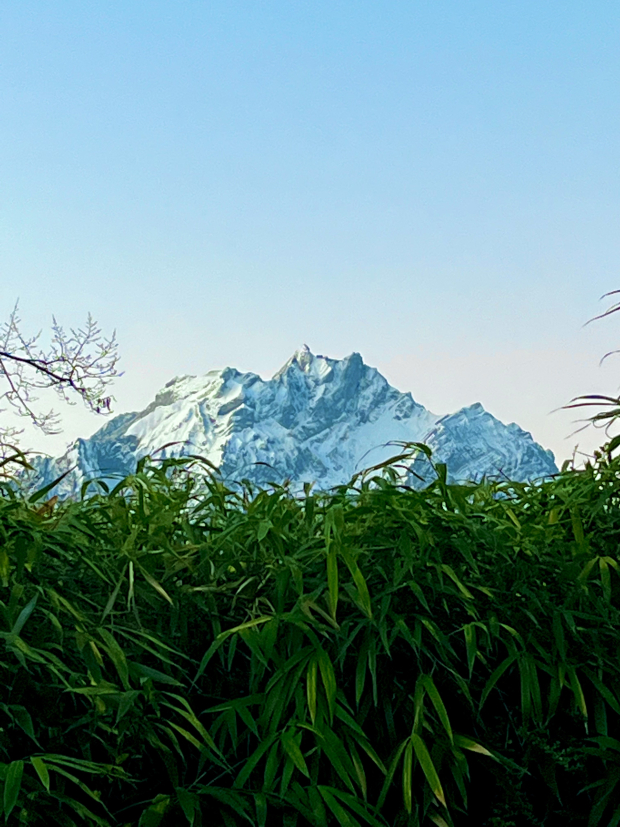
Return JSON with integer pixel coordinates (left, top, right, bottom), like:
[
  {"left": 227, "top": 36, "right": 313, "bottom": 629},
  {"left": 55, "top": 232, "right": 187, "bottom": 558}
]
[{"left": 0, "top": 299, "right": 122, "bottom": 473}]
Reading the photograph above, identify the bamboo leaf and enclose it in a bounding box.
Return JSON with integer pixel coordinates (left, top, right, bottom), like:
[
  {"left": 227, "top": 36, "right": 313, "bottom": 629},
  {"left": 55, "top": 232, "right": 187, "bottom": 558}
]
[
  {"left": 355, "top": 633, "right": 369, "bottom": 706},
  {"left": 101, "top": 565, "right": 128, "bottom": 622},
  {"left": 321, "top": 786, "right": 386, "bottom": 827},
  {"left": 138, "top": 794, "right": 171, "bottom": 827},
  {"left": 136, "top": 563, "right": 174, "bottom": 605},
  {"left": 420, "top": 674, "right": 453, "bottom": 744},
  {"left": 281, "top": 730, "right": 310, "bottom": 778},
  {"left": 316, "top": 646, "right": 337, "bottom": 723},
  {"left": 402, "top": 739, "right": 413, "bottom": 814},
  {"left": 318, "top": 786, "right": 361, "bottom": 827},
  {"left": 98, "top": 628, "right": 130, "bottom": 690},
  {"left": 377, "top": 740, "right": 408, "bottom": 810},
  {"left": 568, "top": 665, "right": 588, "bottom": 728},
  {"left": 429, "top": 815, "right": 451, "bottom": 827},
  {"left": 341, "top": 547, "right": 373, "bottom": 618},
  {"left": 4, "top": 760, "right": 24, "bottom": 818},
  {"left": 193, "top": 616, "right": 273, "bottom": 684},
  {"left": 307, "top": 655, "right": 318, "bottom": 725},
  {"left": 320, "top": 729, "right": 357, "bottom": 793},
  {"left": 257, "top": 520, "right": 272, "bottom": 541},
  {"left": 480, "top": 652, "right": 519, "bottom": 710},
  {"left": 254, "top": 792, "right": 268, "bottom": 827},
  {"left": 31, "top": 756, "right": 50, "bottom": 792},
  {"left": 327, "top": 546, "right": 338, "bottom": 621},
  {"left": 454, "top": 734, "right": 496, "bottom": 758},
  {"left": 411, "top": 733, "right": 446, "bottom": 808},
  {"left": 599, "top": 557, "right": 612, "bottom": 603},
  {"left": 263, "top": 741, "right": 281, "bottom": 792},
  {"left": 176, "top": 788, "right": 198, "bottom": 826},
  {"left": 129, "top": 662, "right": 183, "bottom": 686},
  {"left": 440, "top": 564, "right": 474, "bottom": 599},
  {"left": 347, "top": 738, "right": 368, "bottom": 800},
  {"left": 579, "top": 557, "right": 598, "bottom": 582},
  {"left": 10, "top": 595, "right": 38, "bottom": 636},
  {"left": 408, "top": 580, "right": 430, "bottom": 611},
  {"left": 234, "top": 733, "right": 278, "bottom": 789},
  {"left": 519, "top": 654, "right": 532, "bottom": 725},
  {"left": 583, "top": 668, "right": 620, "bottom": 716}
]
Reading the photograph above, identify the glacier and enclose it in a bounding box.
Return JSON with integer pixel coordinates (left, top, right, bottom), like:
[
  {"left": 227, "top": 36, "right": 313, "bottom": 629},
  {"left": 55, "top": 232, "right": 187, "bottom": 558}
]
[{"left": 17, "top": 345, "right": 557, "bottom": 500}]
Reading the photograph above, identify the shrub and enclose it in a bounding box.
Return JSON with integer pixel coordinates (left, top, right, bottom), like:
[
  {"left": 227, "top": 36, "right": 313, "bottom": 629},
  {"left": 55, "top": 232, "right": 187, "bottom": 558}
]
[{"left": 1, "top": 447, "right": 620, "bottom": 825}]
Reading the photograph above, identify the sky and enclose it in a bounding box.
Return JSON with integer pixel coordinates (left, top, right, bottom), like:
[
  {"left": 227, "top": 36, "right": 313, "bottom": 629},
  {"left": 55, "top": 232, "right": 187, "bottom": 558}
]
[{"left": 0, "top": 1, "right": 619, "bottom": 467}]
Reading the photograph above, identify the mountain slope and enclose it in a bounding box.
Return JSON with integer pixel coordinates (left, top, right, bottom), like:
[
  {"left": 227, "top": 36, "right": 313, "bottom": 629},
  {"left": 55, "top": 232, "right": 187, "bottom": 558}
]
[{"left": 21, "top": 346, "right": 557, "bottom": 499}]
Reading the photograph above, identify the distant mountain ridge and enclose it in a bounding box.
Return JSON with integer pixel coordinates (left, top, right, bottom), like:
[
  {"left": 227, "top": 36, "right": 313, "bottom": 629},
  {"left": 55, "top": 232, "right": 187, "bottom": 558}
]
[{"left": 22, "top": 346, "right": 557, "bottom": 499}]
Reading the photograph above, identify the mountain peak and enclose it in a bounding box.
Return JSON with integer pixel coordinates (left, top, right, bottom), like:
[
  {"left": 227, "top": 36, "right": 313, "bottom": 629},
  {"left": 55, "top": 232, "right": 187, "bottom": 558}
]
[
  {"left": 20, "top": 347, "right": 558, "bottom": 500},
  {"left": 273, "top": 344, "right": 317, "bottom": 378},
  {"left": 294, "top": 344, "right": 313, "bottom": 370}
]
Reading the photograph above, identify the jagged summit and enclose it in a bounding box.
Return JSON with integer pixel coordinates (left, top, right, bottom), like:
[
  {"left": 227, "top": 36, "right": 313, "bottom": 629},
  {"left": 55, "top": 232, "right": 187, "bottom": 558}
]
[
  {"left": 289, "top": 343, "right": 314, "bottom": 372},
  {"left": 273, "top": 345, "right": 332, "bottom": 379},
  {"left": 21, "top": 349, "right": 557, "bottom": 500}
]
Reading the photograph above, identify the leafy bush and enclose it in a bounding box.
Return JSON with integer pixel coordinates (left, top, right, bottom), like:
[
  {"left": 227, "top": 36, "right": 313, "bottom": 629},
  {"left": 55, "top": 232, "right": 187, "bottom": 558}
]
[{"left": 1, "top": 445, "right": 620, "bottom": 825}]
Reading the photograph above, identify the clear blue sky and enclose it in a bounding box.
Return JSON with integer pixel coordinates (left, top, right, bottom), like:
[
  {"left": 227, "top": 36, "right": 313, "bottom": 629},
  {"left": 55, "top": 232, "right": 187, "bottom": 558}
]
[{"left": 1, "top": 1, "right": 619, "bottom": 465}]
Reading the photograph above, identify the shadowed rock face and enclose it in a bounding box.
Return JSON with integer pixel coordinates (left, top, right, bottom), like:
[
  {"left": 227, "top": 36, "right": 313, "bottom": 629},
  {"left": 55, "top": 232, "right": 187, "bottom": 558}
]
[
  {"left": 19, "top": 346, "right": 557, "bottom": 499},
  {"left": 408, "top": 403, "right": 557, "bottom": 487}
]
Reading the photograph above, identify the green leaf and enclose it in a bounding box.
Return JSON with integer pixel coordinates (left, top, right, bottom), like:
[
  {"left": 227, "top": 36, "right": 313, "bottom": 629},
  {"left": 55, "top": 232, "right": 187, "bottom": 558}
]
[
  {"left": 176, "top": 788, "right": 198, "bottom": 826},
  {"left": 1, "top": 704, "right": 40, "bottom": 747},
  {"left": 480, "top": 652, "right": 519, "bottom": 710},
  {"left": 327, "top": 546, "right": 338, "bottom": 621},
  {"left": 463, "top": 623, "right": 477, "bottom": 678},
  {"left": 454, "top": 734, "right": 496, "bottom": 758},
  {"left": 408, "top": 580, "right": 430, "bottom": 611},
  {"left": 129, "top": 662, "right": 183, "bottom": 686},
  {"left": 420, "top": 674, "right": 453, "bottom": 744},
  {"left": 10, "top": 595, "right": 38, "bottom": 636},
  {"left": 320, "top": 787, "right": 386, "bottom": 827},
  {"left": 579, "top": 557, "right": 598, "bottom": 582},
  {"left": 27, "top": 469, "right": 72, "bottom": 503},
  {"left": 600, "top": 557, "right": 612, "bottom": 603},
  {"left": 317, "top": 646, "right": 337, "bottom": 723},
  {"left": 583, "top": 668, "right": 620, "bottom": 716},
  {"left": 30, "top": 756, "right": 50, "bottom": 792},
  {"left": 101, "top": 565, "right": 128, "bottom": 622},
  {"left": 411, "top": 733, "right": 446, "bottom": 808},
  {"left": 281, "top": 730, "right": 310, "bottom": 778},
  {"left": 318, "top": 786, "right": 361, "bottom": 827},
  {"left": 99, "top": 628, "right": 130, "bottom": 690},
  {"left": 257, "top": 520, "right": 272, "bottom": 541},
  {"left": 377, "top": 740, "right": 408, "bottom": 810},
  {"left": 320, "top": 729, "right": 356, "bottom": 794},
  {"left": 341, "top": 548, "right": 373, "bottom": 618},
  {"left": 263, "top": 741, "right": 281, "bottom": 792},
  {"left": 552, "top": 612, "right": 566, "bottom": 661},
  {"left": 197, "top": 787, "right": 253, "bottom": 822},
  {"left": 139, "top": 794, "right": 171, "bottom": 827},
  {"left": 355, "top": 634, "right": 369, "bottom": 706},
  {"left": 571, "top": 508, "right": 585, "bottom": 547},
  {"left": 307, "top": 655, "right": 318, "bottom": 724},
  {"left": 162, "top": 694, "right": 222, "bottom": 754},
  {"left": 136, "top": 563, "right": 174, "bottom": 605},
  {"left": 402, "top": 740, "right": 413, "bottom": 814},
  {"left": 518, "top": 655, "right": 532, "bottom": 725},
  {"left": 568, "top": 665, "right": 588, "bottom": 727},
  {"left": 193, "top": 616, "right": 273, "bottom": 684},
  {"left": 3, "top": 760, "right": 24, "bottom": 818},
  {"left": 234, "top": 733, "right": 278, "bottom": 789},
  {"left": 440, "top": 564, "right": 474, "bottom": 599},
  {"left": 253, "top": 792, "right": 268, "bottom": 827}
]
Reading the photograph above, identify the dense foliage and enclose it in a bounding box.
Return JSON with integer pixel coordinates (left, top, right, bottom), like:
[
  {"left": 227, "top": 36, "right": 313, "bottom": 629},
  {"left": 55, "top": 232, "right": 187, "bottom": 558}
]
[{"left": 1, "top": 443, "right": 620, "bottom": 826}]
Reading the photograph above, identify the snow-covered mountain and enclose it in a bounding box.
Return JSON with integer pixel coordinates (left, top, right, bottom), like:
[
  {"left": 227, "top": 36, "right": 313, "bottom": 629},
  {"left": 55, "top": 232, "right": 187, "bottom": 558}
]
[{"left": 21, "top": 346, "right": 557, "bottom": 499}]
